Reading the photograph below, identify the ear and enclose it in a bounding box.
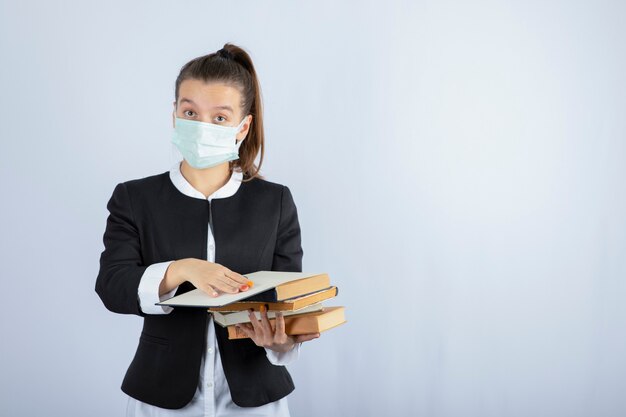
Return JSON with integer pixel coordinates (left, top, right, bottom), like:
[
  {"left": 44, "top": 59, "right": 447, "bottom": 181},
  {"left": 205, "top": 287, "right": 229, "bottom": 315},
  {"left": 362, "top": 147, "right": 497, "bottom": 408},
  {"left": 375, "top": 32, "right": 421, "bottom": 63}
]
[{"left": 236, "top": 115, "right": 253, "bottom": 142}]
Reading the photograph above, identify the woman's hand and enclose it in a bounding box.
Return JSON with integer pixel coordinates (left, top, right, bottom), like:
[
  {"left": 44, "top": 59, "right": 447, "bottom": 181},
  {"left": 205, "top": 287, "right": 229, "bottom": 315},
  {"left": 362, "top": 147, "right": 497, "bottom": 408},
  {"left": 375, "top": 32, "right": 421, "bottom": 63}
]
[
  {"left": 160, "top": 258, "right": 250, "bottom": 297},
  {"left": 235, "top": 306, "right": 320, "bottom": 353}
]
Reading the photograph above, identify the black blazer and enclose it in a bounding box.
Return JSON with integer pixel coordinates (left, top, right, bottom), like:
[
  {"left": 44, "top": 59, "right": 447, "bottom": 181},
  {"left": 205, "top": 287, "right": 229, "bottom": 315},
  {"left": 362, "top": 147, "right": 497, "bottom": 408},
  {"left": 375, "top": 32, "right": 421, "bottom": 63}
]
[{"left": 95, "top": 170, "right": 303, "bottom": 409}]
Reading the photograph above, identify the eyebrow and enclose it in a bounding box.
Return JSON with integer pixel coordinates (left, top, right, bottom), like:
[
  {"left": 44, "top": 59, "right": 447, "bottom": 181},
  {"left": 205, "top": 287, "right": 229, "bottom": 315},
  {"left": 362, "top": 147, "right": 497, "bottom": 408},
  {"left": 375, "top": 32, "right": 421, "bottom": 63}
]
[{"left": 179, "top": 98, "right": 234, "bottom": 113}]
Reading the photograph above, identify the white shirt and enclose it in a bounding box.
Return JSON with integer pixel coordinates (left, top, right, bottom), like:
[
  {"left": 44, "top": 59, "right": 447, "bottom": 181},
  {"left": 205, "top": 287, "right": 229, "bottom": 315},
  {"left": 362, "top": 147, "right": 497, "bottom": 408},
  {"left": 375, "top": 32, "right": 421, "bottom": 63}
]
[{"left": 125, "top": 161, "right": 300, "bottom": 417}]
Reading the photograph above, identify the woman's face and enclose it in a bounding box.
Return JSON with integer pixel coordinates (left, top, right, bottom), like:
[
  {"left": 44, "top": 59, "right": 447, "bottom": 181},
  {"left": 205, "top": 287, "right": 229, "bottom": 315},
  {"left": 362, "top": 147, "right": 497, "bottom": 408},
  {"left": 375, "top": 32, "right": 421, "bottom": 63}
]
[{"left": 173, "top": 79, "right": 252, "bottom": 142}]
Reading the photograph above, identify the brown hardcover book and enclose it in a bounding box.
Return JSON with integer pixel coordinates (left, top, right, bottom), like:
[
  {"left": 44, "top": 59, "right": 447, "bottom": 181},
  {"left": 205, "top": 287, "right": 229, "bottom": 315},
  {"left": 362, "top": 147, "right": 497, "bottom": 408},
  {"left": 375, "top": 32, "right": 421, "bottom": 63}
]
[
  {"left": 227, "top": 306, "right": 346, "bottom": 340},
  {"left": 244, "top": 272, "right": 331, "bottom": 302},
  {"left": 208, "top": 286, "right": 338, "bottom": 312}
]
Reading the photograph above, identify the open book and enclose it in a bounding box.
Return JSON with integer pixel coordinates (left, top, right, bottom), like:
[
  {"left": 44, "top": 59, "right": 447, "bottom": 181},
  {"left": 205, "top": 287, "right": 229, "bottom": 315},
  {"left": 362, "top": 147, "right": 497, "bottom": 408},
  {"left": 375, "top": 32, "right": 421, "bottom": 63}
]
[
  {"left": 156, "top": 271, "right": 330, "bottom": 308},
  {"left": 208, "top": 286, "right": 338, "bottom": 312}
]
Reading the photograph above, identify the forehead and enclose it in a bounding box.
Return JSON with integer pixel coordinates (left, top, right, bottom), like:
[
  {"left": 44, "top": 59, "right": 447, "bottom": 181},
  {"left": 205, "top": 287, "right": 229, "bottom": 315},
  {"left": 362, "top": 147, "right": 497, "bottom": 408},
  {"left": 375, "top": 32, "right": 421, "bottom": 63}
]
[{"left": 178, "top": 79, "right": 242, "bottom": 113}]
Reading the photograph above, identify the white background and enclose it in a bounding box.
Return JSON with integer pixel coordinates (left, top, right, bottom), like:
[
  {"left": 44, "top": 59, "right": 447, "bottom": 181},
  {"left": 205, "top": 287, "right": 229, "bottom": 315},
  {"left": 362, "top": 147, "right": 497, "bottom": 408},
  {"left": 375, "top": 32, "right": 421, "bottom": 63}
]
[{"left": 1, "top": 1, "right": 625, "bottom": 416}]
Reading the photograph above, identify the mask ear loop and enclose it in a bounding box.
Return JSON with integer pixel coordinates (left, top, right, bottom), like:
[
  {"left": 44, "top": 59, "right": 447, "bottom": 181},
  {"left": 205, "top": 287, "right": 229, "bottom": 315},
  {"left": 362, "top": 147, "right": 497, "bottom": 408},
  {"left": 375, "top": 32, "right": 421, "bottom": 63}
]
[
  {"left": 234, "top": 115, "right": 249, "bottom": 145},
  {"left": 231, "top": 115, "right": 249, "bottom": 174}
]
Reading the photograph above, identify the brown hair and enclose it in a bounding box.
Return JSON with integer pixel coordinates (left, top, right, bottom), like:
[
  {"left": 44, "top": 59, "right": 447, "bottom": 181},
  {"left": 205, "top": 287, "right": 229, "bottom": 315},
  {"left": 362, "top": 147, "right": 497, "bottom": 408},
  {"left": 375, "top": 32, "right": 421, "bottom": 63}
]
[{"left": 174, "top": 43, "right": 265, "bottom": 182}]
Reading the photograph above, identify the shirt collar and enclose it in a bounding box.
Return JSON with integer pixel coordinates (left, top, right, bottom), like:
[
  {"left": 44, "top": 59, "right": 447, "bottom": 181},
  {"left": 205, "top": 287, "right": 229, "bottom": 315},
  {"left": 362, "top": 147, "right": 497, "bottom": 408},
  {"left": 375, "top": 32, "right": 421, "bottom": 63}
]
[{"left": 169, "top": 161, "right": 243, "bottom": 201}]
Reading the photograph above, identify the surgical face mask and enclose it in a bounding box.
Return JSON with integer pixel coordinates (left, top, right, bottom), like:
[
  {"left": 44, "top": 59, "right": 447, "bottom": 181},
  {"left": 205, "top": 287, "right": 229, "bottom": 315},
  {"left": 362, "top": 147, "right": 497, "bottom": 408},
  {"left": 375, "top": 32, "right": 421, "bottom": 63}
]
[{"left": 171, "top": 115, "right": 248, "bottom": 169}]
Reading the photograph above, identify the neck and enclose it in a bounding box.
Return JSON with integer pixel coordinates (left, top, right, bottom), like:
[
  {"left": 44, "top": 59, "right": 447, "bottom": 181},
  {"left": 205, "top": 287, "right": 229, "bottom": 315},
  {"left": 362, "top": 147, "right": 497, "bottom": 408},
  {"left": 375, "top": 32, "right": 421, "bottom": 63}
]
[{"left": 179, "top": 160, "right": 232, "bottom": 199}]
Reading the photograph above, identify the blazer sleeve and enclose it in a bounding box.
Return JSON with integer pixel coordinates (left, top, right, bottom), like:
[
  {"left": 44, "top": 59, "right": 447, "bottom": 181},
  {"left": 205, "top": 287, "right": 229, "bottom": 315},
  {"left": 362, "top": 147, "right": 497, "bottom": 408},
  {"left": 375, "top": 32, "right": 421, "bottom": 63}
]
[
  {"left": 95, "top": 182, "right": 148, "bottom": 316},
  {"left": 271, "top": 185, "right": 303, "bottom": 273}
]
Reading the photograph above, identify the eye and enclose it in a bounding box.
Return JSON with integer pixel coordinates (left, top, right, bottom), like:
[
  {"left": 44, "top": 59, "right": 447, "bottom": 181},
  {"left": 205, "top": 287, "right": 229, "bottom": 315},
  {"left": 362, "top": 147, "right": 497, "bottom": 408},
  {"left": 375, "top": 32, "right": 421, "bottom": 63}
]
[
  {"left": 215, "top": 115, "right": 227, "bottom": 123},
  {"left": 183, "top": 110, "right": 196, "bottom": 118}
]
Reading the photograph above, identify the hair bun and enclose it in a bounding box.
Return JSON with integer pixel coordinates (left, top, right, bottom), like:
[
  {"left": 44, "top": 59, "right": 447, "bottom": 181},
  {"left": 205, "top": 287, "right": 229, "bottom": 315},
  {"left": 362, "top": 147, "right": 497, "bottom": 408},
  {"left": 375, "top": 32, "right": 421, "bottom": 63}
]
[{"left": 217, "top": 48, "right": 234, "bottom": 60}]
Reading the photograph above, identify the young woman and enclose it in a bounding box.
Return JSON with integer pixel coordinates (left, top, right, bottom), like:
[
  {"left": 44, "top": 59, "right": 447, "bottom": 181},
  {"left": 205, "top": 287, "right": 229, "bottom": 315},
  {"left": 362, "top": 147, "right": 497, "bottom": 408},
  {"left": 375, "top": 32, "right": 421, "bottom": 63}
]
[{"left": 95, "top": 43, "right": 319, "bottom": 417}]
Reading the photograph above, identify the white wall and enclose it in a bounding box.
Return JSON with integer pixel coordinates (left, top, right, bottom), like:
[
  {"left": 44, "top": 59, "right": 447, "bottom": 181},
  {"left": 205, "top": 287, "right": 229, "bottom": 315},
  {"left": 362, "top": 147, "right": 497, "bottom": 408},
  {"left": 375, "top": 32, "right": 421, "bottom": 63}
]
[{"left": 1, "top": 1, "right": 625, "bottom": 416}]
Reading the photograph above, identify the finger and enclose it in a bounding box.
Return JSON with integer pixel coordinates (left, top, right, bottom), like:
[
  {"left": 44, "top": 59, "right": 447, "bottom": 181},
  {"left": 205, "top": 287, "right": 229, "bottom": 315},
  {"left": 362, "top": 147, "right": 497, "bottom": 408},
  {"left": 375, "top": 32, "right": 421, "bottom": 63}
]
[
  {"left": 217, "top": 271, "right": 250, "bottom": 292},
  {"left": 247, "top": 309, "right": 264, "bottom": 336},
  {"left": 293, "top": 333, "right": 321, "bottom": 343},
  {"left": 192, "top": 279, "right": 218, "bottom": 297},
  {"left": 213, "top": 275, "right": 241, "bottom": 293},
  {"left": 274, "top": 312, "right": 286, "bottom": 340},
  {"left": 259, "top": 305, "right": 274, "bottom": 334},
  {"left": 223, "top": 268, "right": 250, "bottom": 285},
  {"left": 201, "top": 284, "right": 219, "bottom": 297}
]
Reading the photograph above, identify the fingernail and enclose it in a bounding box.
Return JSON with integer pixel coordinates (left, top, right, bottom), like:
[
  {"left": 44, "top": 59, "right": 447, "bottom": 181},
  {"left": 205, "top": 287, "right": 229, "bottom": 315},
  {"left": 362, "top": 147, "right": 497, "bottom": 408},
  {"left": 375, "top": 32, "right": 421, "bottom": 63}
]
[
  {"left": 212, "top": 292, "right": 218, "bottom": 297},
  {"left": 239, "top": 285, "right": 249, "bottom": 291},
  {"left": 260, "top": 305, "right": 267, "bottom": 313}
]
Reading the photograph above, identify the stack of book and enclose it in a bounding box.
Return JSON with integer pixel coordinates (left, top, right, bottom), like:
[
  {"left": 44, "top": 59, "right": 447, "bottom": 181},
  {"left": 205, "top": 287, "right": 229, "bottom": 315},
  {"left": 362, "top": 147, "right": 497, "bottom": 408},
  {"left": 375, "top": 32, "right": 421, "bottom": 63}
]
[{"left": 157, "top": 271, "right": 346, "bottom": 340}]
